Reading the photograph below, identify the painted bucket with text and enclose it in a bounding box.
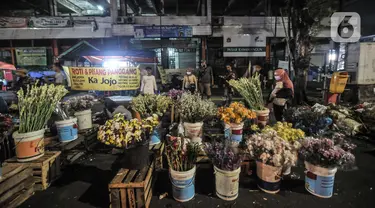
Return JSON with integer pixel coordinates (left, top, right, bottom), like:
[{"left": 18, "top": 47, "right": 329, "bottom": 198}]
[
  {"left": 74, "top": 109, "right": 92, "bottom": 130},
  {"left": 228, "top": 122, "right": 244, "bottom": 143},
  {"left": 304, "top": 162, "right": 337, "bottom": 198},
  {"left": 255, "top": 109, "right": 270, "bottom": 128},
  {"left": 169, "top": 166, "right": 196, "bottom": 202},
  {"left": 214, "top": 166, "right": 241, "bottom": 201},
  {"left": 256, "top": 161, "right": 282, "bottom": 194},
  {"left": 183, "top": 122, "right": 203, "bottom": 144},
  {"left": 55, "top": 118, "right": 78, "bottom": 143},
  {"left": 13, "top": 129, "right": 45, "bottom": 162}
]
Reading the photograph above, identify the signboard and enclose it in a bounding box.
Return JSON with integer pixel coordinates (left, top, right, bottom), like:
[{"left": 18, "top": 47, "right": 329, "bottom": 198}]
[
  {"left": 29, "top": 17, "right": 72, "bottom": 28},
  {"left": 68, "top": 67, "right": 141, "bottom": 91},
  {"left": 0, "top": 17, "right": 27, "bottom": 28},
  {"left": 223, "top": 34, "right": 266, "bottom": 57},
  {"left": 278, "top": 60, "right": 289, "bottom": 70},
  {"left": 134, "top": 26, "right": 193, "bottom": 38},
  {"left": 15, "top": 47, "right": 47, "bottom": 66}
]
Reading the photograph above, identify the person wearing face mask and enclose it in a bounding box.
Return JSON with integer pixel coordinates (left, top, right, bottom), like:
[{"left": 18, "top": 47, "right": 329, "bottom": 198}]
[
  {"left": 221, "top": 64, "right": 236, "bottom": 106},
  {"left": 269, "top": 68, "right": 294, "bottom": 121},
  {"left": 198, "top": 60, "right": 213, "bottom": 99},
  {"left": 182, "top": 68, "right": 198, "bottom": 93},
  {"left": 140, "top": 67, "right": 157, "bottom": 94}
]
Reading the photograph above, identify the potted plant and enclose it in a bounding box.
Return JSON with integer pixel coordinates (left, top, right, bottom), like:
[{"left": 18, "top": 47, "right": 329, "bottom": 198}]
[
  {"left": 205, "top": 142, "right": 243, "bottom": 201},
  {"left": 14, "top": 84, "right": 68, "bottom": 162},
  {"left": 218, "top": 102, "right": 256, "bottom": 143},
  {"left": 63, "top": 95, "right": 95, "bottom": 130},
  {"left": 132, "top": 94, "right": 173, "bottom": 145},
  {"left": 97, "top": 113, "right": 159, "bottom": 169},
  {"left": 245, "top": 130, "right": 299, "bottom": 193},
  {"left": 165, "top": 136, "right": 199, "bottom": 202},
  {"left": 228, "top": 75, "right": 269, "bottom": 127},
  {"left": 298, "top": 134, "right": 356, "bottom": 198},
  {"left": 177, "top": 93, "right": 216, "bottom": 144}
]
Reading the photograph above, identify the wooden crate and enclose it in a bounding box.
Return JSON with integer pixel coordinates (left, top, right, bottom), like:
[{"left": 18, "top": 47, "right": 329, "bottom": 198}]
[
  {"left": 0, "top": 165, "right": 34, "bottom": 208},
  {"left": 3, "top": 151, "right": 61, "bottom": 191},
  {"left": 149, "top": 143, "right": 164, "bottom": 171},
  {"left": 109, "top": 162, "right": 156, "bottom": 208}
]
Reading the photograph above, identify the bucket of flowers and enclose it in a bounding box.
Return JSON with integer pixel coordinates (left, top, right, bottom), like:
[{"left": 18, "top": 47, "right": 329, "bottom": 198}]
[
  {"left": 205, "top": 141, "right": 243, "bottom": 201},
  {"left": 97, "top": 113, "right": 159, "bottom": 169},
  {"left": 62, "top": 95, "right": 95, "bottom": 130},
  {"left": 298, "top": 134, "right": 356, "bottom": 198},
  {"left": 245, "top": 130, "right": 299, "bottom": 194},
  {"left": 217, "top": 102, "right": 256, "bottom": 144},
  {"left": 132, "top": 94, "right": 173, "bottom": 145},
  {"left": 165, "top": 135, "right": 199, "bottom": 202}
]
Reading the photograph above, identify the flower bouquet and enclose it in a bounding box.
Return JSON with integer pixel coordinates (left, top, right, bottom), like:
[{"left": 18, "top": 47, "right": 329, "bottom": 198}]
[
  {"left": 167, "top": 89, "right": 184, "bottom": 101},
  {"left": 218, "top": 102, "right": 257, "bottom": 145},
  {"left": 63, "top": 95, "right": 95, "bottom": 130},
  {"left": 132, "top": 94, "right": 173, "bottom": 118},
  {"left": 177, "top": 93, "right": 216, "bottom": 143},
  {"left": 228, "top": 75, "right": 269, "bottom": 126},
  {"left": 298, "top": 136, "right": 356, "bottom": 198},
  {"left": 205, "top": 141, "right": 243, "bottom": 201},
  {"left": 245, "top": 130, "right": 299, "bottom": 193},
  {"left": 14, "top": 84, "right": 68, "bottom": 161}
]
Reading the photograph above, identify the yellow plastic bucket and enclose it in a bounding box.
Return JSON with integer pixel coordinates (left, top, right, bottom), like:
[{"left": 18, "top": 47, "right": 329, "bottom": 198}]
[{"left": 329, "top": 72, "right": 349, "bottom": 94}]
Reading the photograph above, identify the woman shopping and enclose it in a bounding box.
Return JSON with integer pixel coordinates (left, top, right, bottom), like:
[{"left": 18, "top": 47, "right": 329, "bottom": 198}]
[
  {"left": 182, "top": 68, "right": 198, "bottom": 93},
  {"left": 140, "top": 67, "right": 157, "bottom": 95},
  {"left": 269, "top": 68, "right": 294, "bottom": 121}
]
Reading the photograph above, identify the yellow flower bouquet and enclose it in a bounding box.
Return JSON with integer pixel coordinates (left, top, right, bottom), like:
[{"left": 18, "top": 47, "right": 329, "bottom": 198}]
[
  {"left": 97, "top": 113, "right": 159, "bottom": 148},
  {"left": 262, "top": 122, "right": 305, "bottom": 143},
  {"left": 218, "top": 102, "right": 257, "bottom": 124}
]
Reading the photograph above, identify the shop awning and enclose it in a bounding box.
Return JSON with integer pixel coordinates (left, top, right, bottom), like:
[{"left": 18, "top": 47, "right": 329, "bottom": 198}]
[
  {"left": 0, "top": 61, "right": 16, "bottom": 70},
  {"left": 58, "top": 40, "right": 100, "bottom": 60}
]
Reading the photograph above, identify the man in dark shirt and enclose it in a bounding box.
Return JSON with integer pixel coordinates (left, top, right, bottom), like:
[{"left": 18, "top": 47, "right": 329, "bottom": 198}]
[
  {"left": 198, "top": 60, "right": 213, "bottom": 99},
  {"left": 14, "top": 69, "right": 32, "bottom": 92},
  {"left": 223, "top": 64, "right": 236, "bottom": 106}
]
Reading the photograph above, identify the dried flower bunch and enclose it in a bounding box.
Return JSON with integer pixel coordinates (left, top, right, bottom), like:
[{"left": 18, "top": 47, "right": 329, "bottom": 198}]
[
  {"left": 167, "top": 89, "right": 184, "bottom": 101},
  {"left": 205, "top": 142, "right": 243, "bottom": 171},
  {"left": 217, "top": 102, "right": 257, "bottom": 124},
  {"left": 177, "top": 93, "right": 216, "bottom": 123},
  {"left": 298, "top": 137, "right": 356, "bottom": 169},
  {"left": 228, "top": 75, "right": 265, "bottom": 110},
  {"left": 63, "top": 95, "right": 95, "bottom": 115},
  {"left": 132, "top": 94, "right": 173, "bottom": 118},
  {"left": 165, "top": 136, "right": 200, "bottom": 172},
  {"left": 97, "top": 113, "right": 159, "bottom": 148},
  {"left": 262, "top": 122, "right": 305, "bottom": 143},
  {"left": 245, "top": 130, "right": 299, "bottom": 167},
  {"left": 17, "top": 83, "right": 68, "bottom": 133}
]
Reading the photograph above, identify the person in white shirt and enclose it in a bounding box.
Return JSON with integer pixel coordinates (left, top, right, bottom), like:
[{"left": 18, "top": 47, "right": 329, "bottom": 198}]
[
  {"left": 140, "top": 67, "right": 157, "bottom": 94},
  {"left": 53, "top": 63, "right": 65, "bottom": 85}
]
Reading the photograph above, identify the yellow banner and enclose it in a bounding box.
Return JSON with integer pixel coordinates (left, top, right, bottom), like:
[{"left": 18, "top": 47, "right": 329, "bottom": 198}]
[{"left": 68, "top": 67, "right": 141, "bottom": 91}]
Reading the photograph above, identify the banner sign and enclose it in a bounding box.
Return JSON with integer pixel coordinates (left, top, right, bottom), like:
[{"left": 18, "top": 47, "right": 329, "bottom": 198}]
[
  {"left": 29, "top": 17, "right": 72, "bottom": 28},
  {"left": 68, "top": 67, "right": 141, "bottom": 91},
  {"left": 0, "top": 17, "right": 27, "bottom": 28},
  {"left": 223, "top": 34, "right": 266, "bottom": 57},
  {"left": 15, "top": 47, "right": 47, "bottom": 66},
  {"left": 134, "top": 25, "right": 193, "bottom": 38}
]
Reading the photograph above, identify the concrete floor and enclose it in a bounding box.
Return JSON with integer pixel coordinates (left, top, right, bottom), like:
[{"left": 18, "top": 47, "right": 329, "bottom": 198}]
[{"left": 20, "top": 138, "right": 375, "bottom": 208}]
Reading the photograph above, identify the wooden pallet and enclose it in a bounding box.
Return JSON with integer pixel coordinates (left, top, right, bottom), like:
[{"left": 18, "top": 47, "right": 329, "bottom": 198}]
[
  {"left": 0, "top": 165, "right": 34, "bottom": 208},
  {"left": 109, "top": 162, "right": 156, "bottom": 208},
  {"left": 149, "top": 143, "right": 164, "bottom": 171},
  {"left": 3, "top": 151, "right": 61, "bottom": 191}
]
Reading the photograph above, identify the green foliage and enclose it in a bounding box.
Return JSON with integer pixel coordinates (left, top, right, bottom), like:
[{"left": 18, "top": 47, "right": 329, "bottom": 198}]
[
  {"left": 132, "top": 94, "right": 173, "bottom": 118},
  {"left": 177, "top": 93, "right": 216, "bottom": 123}
]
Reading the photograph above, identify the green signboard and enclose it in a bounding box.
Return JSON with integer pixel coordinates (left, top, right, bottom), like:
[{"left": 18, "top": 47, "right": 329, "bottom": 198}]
[
  {"left": 223, "top": 47, "right": 266, "bottom": 52},
  {"left": 15, "top": 47, "right": 47, "bottom": 66}
]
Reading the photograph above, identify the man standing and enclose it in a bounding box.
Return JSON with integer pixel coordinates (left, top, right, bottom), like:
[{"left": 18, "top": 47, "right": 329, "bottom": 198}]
[
  {"left": 198, "top": 60, "right": 213, "bottom": 99},
  {"left": 222, "top": 64, "right": 236, "bottom": 106}
]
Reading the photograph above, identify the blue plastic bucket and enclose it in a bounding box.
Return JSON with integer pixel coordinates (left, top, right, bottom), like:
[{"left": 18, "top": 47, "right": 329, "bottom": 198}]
[
  {"left": 55, "top": 118, "right": 78, "bottom": 143},
  {"left": 304, "top": 162, "right": 337, "bottom": 198},
  {"left": 228, "top": 123, "right": 244, "bottom": 143},
  {"left": 169, "top": 166, "right": 196, "bottom": 202},
  {"left": 149, "top": 128, "right": 161, "bottom": 145}
]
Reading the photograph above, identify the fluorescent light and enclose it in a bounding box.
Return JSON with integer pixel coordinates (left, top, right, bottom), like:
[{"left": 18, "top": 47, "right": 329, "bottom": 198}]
[
  {"left": 90, "top": 56, "right": 102, "bottom": 61},
  {"left": 97, "top": 5, "right": 104, "bottom": 11}
]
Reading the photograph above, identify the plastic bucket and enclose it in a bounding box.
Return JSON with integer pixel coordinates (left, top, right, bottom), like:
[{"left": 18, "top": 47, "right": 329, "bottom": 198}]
[
  {"left": 228, "top": 123, "right": 244, "bottom": 143},
  {"left": 304, "top": 162, "right": 337, "bottom": 198},
  {"left": 214, "top": 166, "right": 241, "bottom": 201},
  {"left": 169, "top": 166, "right": 196, "bottom": 202},
  {"left": 255, "top": 109, "right": 270, "bottom": 127},
  {"left": 74, "top": 109, "right": 92, "bottom": 130},
  {"left": 55, "top": 118, "right": 78, "bottom": 143},
  {"left": 256, "top": 161, "right": 282, "bottom": 194},
  {"left": 183, "top": 122, "right": 203, "bottom": 144},
  {"left": 282, "top": 166, "right": 292, "bottom": 176},
  {"left": 13, "top": 129, "right": 45, "bottom": 162},
  {"left": 149, "top": 126, "right": 161, "bottom": 146},
  {"left": 224, "top": 123, "right": 231, "bottom": 139}
]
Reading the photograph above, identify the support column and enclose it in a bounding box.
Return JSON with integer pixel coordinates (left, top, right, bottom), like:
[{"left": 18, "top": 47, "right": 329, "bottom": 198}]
[
  {"left": 201, "top": 0, "right": 206, "bottom": 16},
  {"left": 201, "top": 38, "right": 207, "bottom": 61},
  {"left": 52, "top": 40, "right": 59, "bottom": 62},
  {"left": 120, "top": 0, "right": 127, "bottom": 16},
  {"left": 110, "top": 0, "right": 118, "bottom": 24},
  {"left": 206, "top": 0, "right": 211, "bottom": 23}
]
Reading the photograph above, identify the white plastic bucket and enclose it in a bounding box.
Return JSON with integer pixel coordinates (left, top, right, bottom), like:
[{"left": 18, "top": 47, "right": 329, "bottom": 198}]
[
  {"left": 304, "top": 162, "right": 337, "bottom": 198},
  {"left": 169, "top": 166, "right": 196, "bottom": 202},
  {"left": 74, "top": 109, "right": 92, "bottom": 130},
  {"left": 214, "top": 166, "right": 241, "bottom": 201},
  {"left": 255, "top": 109, "right": 270, "bottom": 127},
  {"left": 183, "top": 122, "right": 203, "bottom": 144},
  {"left": 13, "top": 129, "right": 45, "bottom": 162},
  {"left": 228, "top": 122, "right": 244, "bottom": 143},
  {"left": 55, "top": 118, "right": 78, "bottom": 143}
]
